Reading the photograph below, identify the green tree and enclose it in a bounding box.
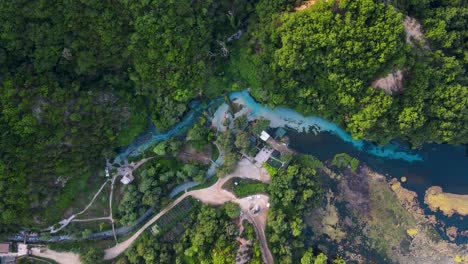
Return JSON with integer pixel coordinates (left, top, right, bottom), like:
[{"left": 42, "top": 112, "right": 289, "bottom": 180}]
[
  {"left": 80, "top": 247, "right": 104, "bottom": 264},
  {"left": 252, "top": 118, "right": 271, "bottom": 136},
  {"left": 216, "top": 130, "right": 233, "bottom": 153},
  {"left": 224, "top": 202, "right": 241, "bottom": 218},
  {"left": 235, "top": 131, "right": 250, "bottom": 153},
  {"left": 314, "top": 253, "right": 328, "bottom": 264},
  {"left": 234, "top": 115, "right": 248, "bottom": 130},
  {"left": 153, "top": 142, "right": 168, "bottom": 156},
  {"left": 218, "top": 153, "right": 238, "bottom": 177}
]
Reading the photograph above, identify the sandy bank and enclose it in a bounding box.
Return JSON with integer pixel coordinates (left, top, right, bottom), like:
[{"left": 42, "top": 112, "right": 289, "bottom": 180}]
[{"left": 424, "top": 186, "right": 468, "bottom": 217}]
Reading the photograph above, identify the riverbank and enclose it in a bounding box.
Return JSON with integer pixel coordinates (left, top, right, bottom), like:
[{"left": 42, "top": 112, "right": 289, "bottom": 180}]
[
  {"left": 310, "top": 162, "right": 467, "bottom": 263},
  {"left": 425, "top": 186, "right": 468, "bottom": 217}
]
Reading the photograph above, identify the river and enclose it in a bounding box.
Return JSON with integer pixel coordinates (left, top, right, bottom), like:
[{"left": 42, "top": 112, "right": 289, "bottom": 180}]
[
  {"left": 115, "top": 89, "right": 467, "bottom": 242},
  {"left": 118, "top": 90, "right": 467, "bottom": 197}
]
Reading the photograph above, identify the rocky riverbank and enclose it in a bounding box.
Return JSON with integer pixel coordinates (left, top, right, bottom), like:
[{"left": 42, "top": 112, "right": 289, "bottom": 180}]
[
  {"left": 307, "top": 163, "right": 467, "bottom": 264},
  {"left": 424, "top": 186, "right": 468, "bottom": 217}
]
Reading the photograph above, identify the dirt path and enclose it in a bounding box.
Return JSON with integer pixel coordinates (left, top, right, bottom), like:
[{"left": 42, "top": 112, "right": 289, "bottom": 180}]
[
  {"left": 31, "top": 248, "right": 81, "bottom": 264},
  {"left": 235, "top": 195, "right": 273, "bottom": 264},
  {"left": 104, "top": 193, "right": 189, "bottom": 260},
  {"left": 104, "top": 158, "right": 274, "bottom": 261},
  {"left": 295, "top": 0, "right": 316, "bottom": 11},
  {"left": 76, "top": 179, "right": 110, "bottom": 215}
]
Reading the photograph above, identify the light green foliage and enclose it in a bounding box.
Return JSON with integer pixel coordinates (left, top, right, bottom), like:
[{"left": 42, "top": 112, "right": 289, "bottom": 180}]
[
  {"left": 153, "top": 142, "right": 167, "bottom": 156},
  {"left": 80, "top": 247, "right": 104, "bottom": 264},
  {"left": 263, "top": 163, "right": 278, "bottom": 177},
  {"left": 267, "top": 155, "right": 322, "bottom": 262},
  {"left": 236, "top": 0, "right": 467, "bottom": 147},
  {"left": 218, "top": 153, "right": 238, "bottom": 177},
  {"left": 332, "top": 256, "right": 346, "bottom": 264},
  {"left": 216, "top": 130, "right": 233, "bottom": 153},
  {"left": 223, "top": 201, "right": 241, "bottom": 218},
  {"left": 153, "top": 139, "right": 182, "bottom": 156},
  {"left": 235, "top": 131, "right": 250, "bottom": 153},
  {"left": 234, "top": 115, "right": 248, "bottom": 130},
  {"left": 187, "top": 118, "right": 213, "bottom": 150},
  {"left": 251, "top": 0, "right": 406, "bottom": 117},
  {"left": 301, "top": 248, "right": 314, "bottom": 264},
  {"left": 175, "top": 205, "right": 237, "bottom": 263},
  {"left": 332, "top": 153, "right": 360, "bottom": 172},
  {"left": 233, "top": 179, "right": 268, "bottom": 197},
  {"left": 314, "top": 253, "right": 328, "bottom": 264},
  {"left": 252, "top": 118, "right": 271, "bottom": 137},
  {"left": 81, "top": 229, "right": 92, "bottom": 239}
]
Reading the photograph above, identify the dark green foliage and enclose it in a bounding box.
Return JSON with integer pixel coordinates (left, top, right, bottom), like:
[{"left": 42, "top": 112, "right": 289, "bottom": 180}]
[
  {"left": 120, "top": 205, "right": 238, "bottom": 264},
  {"left": 216, "top": 130, "right": 234, "bottom": 153},
  {"left": 80, "top": 247, "right": 104, "bottom": 264},
  {"left": 1, "top": 0, "right": 466, "bottom": 235},
  {"left": 223, "top": 201, "right": 241, "bottom": 218},
  {"left": 252, "top": 118, "right": 271, "bottom": 136},
  {"left": 235, "top": 131, "right": 251, "bottom": 153},
  {"left": 186, "top": 117, "right": 214, "bottom": 150},
  {"left": 0, "top": 0, "right": 147, "bottom": 229},
  {"left": 0, "top": 0, "right": 248, "bottom": 231},
  {"left": 117, "top": 158, "right": 206, "bottom": 225},
  {"left": 234, "top": 115, "right": 249, "bottom": 130},
  {"left": 218, "top": 153, "right": 239, "bottom": 177},
  {"left": 267, "top": 155, "right": 322, "bottom": 263},
  {"left": 234, "top": 0, "right": 467, "bottom": 146}
]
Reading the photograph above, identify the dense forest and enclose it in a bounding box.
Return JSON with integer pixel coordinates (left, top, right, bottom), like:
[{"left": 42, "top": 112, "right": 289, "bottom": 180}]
[{"left": 0, "top": 0, "right": 466, "bottom": 233}]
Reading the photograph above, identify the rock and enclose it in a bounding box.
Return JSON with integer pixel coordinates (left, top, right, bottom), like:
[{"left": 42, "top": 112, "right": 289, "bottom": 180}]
[
  {"left": 446, "top": 226, "right": 458, "bottom": 242},
  {"left": 372, "top": 70, "right": 403, "bottom": 94},
  {"left": 403, "top": 16, "right": 425, "bottom": 45}
]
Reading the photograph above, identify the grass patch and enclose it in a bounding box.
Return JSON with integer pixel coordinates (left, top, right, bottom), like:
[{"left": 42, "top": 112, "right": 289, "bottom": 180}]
[
  {"left": 367, "top": 177, "right": 416, "bottom": 256},
  {"left": 263, "top": 163, "right": 278, "bottom": 176},
  {"left": 234, "top": 181, "right": 268, "bottom": 197},
  {"left": 224, "top": 177, "right": 269, "bottom": 198},
  {"left": 44, "top": 171, "right": 94, "bottom": 223}
]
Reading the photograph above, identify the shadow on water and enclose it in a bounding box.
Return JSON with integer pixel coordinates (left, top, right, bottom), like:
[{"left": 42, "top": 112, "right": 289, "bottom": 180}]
[{"left": 287, "top": 129, "right": 468, "bottom": 194}]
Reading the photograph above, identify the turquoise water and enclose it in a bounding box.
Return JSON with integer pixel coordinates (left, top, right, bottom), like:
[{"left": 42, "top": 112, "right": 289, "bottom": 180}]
[
  {"left": 120, "top": 90, "right": 465, "bottom": 192},
  {"left": 117, "top": 90, "right": 467, "bottom": 243},
  {"left": 229, "top": 90, "right": 422, "bottom": 162},
  {"left": 115, "top": 98, "right": 223, "bottom": 163}
]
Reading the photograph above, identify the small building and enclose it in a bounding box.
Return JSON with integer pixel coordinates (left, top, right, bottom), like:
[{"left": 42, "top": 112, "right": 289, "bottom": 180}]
[
  {"left": 260, "top": 131, "right": 270, "bottom": 141},
  {"left": 274, "top": 127, "right": 287, "bottom": 139},
  {"left": 254, "top": 147, "right": 273, "bottom": 165},
  {"left": 120, "top": 173, "right": 134, "bottom": 185},
  {"left": 0, "top": 243, "right": 10, "bottom": 254}
]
